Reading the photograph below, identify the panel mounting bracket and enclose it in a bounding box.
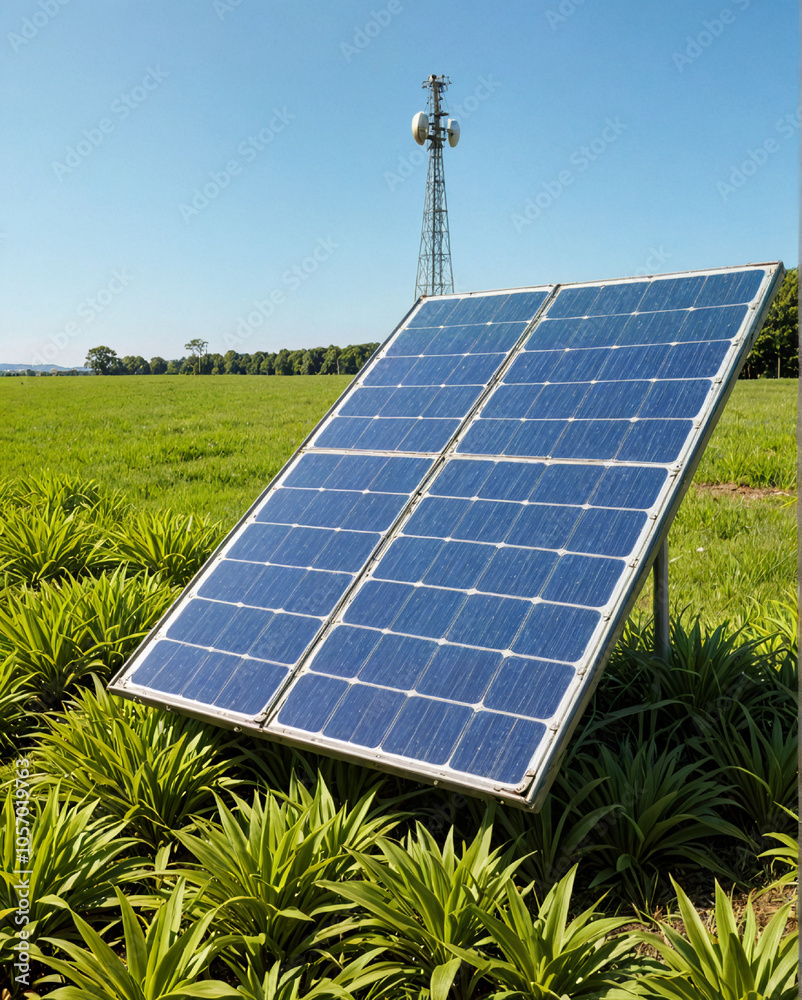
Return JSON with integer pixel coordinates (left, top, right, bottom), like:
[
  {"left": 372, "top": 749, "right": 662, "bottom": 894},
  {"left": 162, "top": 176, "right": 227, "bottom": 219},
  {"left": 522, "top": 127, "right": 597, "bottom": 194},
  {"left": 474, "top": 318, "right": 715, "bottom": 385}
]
[{"left": 653, "top": 538, "right": 670, "bottom": 660}]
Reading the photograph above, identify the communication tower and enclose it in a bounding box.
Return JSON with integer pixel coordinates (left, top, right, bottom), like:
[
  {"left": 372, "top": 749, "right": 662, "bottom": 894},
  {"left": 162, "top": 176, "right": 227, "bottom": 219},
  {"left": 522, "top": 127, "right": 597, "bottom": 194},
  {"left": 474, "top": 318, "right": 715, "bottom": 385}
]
[{"left": 412, "top": 75, "right": 459, "bottom": 298}]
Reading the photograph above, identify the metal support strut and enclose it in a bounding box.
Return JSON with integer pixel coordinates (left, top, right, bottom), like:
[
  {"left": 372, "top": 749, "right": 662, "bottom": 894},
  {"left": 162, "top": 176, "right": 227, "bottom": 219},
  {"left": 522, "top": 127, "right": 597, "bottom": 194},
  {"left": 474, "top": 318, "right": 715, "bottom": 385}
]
[{"left": 653, "top": 539, "right": 670, "bottom": 660}]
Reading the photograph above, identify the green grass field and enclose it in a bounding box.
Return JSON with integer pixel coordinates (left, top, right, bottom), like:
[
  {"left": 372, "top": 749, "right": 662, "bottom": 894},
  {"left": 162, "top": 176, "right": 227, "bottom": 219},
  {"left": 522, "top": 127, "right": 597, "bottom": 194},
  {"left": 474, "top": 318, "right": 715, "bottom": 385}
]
[{"left": 2, "top": 374, "right": 796, "bottom": 625}]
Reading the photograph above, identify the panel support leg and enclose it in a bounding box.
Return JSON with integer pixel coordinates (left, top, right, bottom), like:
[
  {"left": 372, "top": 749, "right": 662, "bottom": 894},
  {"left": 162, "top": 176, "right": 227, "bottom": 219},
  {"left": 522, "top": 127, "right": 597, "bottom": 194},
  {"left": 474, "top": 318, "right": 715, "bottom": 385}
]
[{"left": 653, "top": 539, "right": 670, "bottom": 660}]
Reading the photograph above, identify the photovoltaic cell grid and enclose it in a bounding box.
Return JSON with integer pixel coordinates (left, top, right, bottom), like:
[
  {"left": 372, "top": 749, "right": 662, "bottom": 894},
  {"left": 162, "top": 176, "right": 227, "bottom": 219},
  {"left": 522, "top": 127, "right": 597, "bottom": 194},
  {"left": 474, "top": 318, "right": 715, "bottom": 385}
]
[
  {"left": 111, "top": 287, "right": 553, "bottom": 721},
  {"left": 110, "top": 263, "right": 783, "bottom": 808}
]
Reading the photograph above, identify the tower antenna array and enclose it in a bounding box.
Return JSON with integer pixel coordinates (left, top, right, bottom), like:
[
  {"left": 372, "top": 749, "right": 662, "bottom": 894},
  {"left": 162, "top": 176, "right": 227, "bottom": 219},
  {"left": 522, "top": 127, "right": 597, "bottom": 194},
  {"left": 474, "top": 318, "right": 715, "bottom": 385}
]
[{"left": 412, "top": 74, "right": 459, "bottom": 298}]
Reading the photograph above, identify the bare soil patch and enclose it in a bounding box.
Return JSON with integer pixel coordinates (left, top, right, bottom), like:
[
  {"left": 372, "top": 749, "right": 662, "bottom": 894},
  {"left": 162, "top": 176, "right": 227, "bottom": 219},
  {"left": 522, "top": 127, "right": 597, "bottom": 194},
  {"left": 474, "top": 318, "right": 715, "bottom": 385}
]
[{"left": 694, "top": 481, "right": 797, "bottom": 503}]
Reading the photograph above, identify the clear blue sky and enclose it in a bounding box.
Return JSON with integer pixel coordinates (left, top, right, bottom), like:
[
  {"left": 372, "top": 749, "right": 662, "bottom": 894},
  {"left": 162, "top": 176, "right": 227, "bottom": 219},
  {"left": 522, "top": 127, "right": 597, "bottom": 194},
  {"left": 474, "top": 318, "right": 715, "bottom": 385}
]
[{"left": 1, "top": 0, "right": 797, "bottom": 368}]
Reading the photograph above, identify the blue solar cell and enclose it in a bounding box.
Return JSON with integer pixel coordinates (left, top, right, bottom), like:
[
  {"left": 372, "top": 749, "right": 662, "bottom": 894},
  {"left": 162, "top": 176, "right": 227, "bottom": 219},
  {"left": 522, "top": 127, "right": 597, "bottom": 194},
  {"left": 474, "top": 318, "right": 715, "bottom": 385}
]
[
  {"left": 506, "top": 351, "right": 562, "bottom": 384},
  {"left": 324, "top": 455, "right": 385, "bottom": 490},
  {"left": 504, "top": 420, "right": 566, "bottom": 458},
  {"left": 404, "top": 355, "right": 460, "bottom": 385},
  {"left": 479, "top": 461, "right": 545, "bottom": 501},
  {"left": 617, "top": 310, "right": 681, "bottom": 347},
  {"left": 385, "top": 327, "right": 439, "bottom": 357},
  {"left": 343, "top": 492, "right": 408, "bottom": 531},
  {"left": 659, "top": 340, "right": 730, "bottom": 380},
  {"left": 178, "top": 650, "right": 247, "bottom": 703},
  {"left": 368, "top": 457, "right": 433, "bottom": 493},
  {"left": 195, "top": 561, "right": 272, "bottom": 607},
  {"left": 676, "top": 305, "right": 745, "bottom": 343},
  {"left": 130, "top": 639, "right": 203, "bottom": 690},
  {"left": 423, "top": 540, "right": 496, "bottom": 590},
  {"left": 429, "top": 459, "right": 494, "bottom": 498},
  {"left": 597, "top": 345, "right": 670, "bottom": 381},
  {"left": 546, "top": 285, "right": 600, "bottom": 319},
  {"left": 405, "top": 496, "right": 471, "bottom": 538},
  {"left": 416, "top": 645, "right": 502, "bottom": 703},
  {"left": 531, "top": 382, "right": 592, "bottom": 418},
  {"left": 530, "top": 464, "right": 604, "bottom": 506},
  {"left": 525, "top": 317, "right": 581, "bottom": 350},
  {"left": 447, "top": 353, "right": 506, "bottom": 386},
  {"left": 639, "top": 379, "right": 710, "bottom": 420},
  {"left": 492, "top": 290, "right": 549, "bottom": 322},
  {"left": 315, "top": 530, "right": 380, "bottom": 573},
  {"left": 166, "top": 598, "right": 233, "bottom": 647},
  {"left": 447, "top": 294, "right": 509, "bottom": 325},
  {"left": 639, "top": 275, "right": 707, "bottom": 312},
  {"left": 568, "top": 507, "right": 647, "bottom": 557},
  {"left": 314, "top": 417, "right": 369, "bottom": 449},
  {"left": 301, "top": 490, "right": 361, "bottom": 529},
  {"left": 541, "top": 554, "right": 623, "bottom": 607},
  {"left": 308, "top": 625, "right": 382, "bottom": 679},
  {"left": 339, "top": 387, "right": 396, "bottom": 417},
  {"left": 617, "top": 419, "right": 692, "bottom": 463},
  {"left": 284, "top": 570, "right": 351, "bottom": 616},
  {"left": 351, "top": 417, "right": 415, "bottom": 451},
  {"left": 378, "top": 386, "right": 440, "bottom": 417},
  {"left": 215, "top": 606, "right": 274, "bottom": 655},
  {"left": 551, "top": 419, "right": 629, "bottom": 462},
  {"left": 458, "top": 419, "right": 519, "bottom": 456},
  {"left": 426, "top": 325, "right": 481, "bottom": 355},
  {"left": 277, "top": 673, "right": 347, "bottom": 730},
  {"left": 406, "top": 298, "right": 459, "bottom": 328},
  {"left": 482, "top": 383, "right": 544, "bottom": 419},
  {"left": 206, "top": 657, "right": 287, "bottom": 716},
  {"left": 589, "top": 281, "right": 649, "bottom": 316},
  {"left": 382, "top": 697, "right": 472, "bottom": 764},
  {"left": 323, "top": 684, "right": 405, "bottom": 746},
  {"left": 469, "top": 322, "right": 528, "bottom": 353},
  {"left": 590, "top": 465, "right": 667, "bottom": 510},
  {"left": 548, "top": 348, "right": 609, "bottom": 384},
  {"left": 694, "top": 269, "right": 764, "bottom": 308},
  {"left": 506, "top": 503, "right": 581, "bottom": 550},
  {"left": 478, "top": 546, "right": 557, "bottom": 598},
  {"left": 255, "top": 488, "right": 316, "bottom": 525},
  {"left": 513, "top": 603, "right": 600, "bottom": 662},
  {"left": 451, "top": 499, "right": 521, "bottom": 544},
  {"left": 448, "top": 593, "right": 531, "bottom": 649},
  {"left": 359, "top": 633, "right": 438, "bottom": 688},
  {"left": 256, "top": 612, "right": 325, "bottom": 665},
  {"left": 399, "top": 418, "right": 459, "bottom": 453},
  {"left": 484, "top": 658, "right": 574, "bottom": 719},
  {"left": 568, "top": 315, "right": 627, "bottom": 350},
  {"left": 577, "top": 380, "right": 651, "bottom": 420},
  {"left": 269, "top": 526, "right": 329, "bottom": 568},
  {"left": 423, "top": 385, "right": 482, "bottom": 419},
  {"left": 374, "top": 535, "right": 444, "bottom": 583},
  {"left": 363, "top": 356, "right": 419, "bottom": 387},
  {"left": 450, "top": 712, "right": 546, "bottom": 784},
  {"left": 283, "top": 453, "right": 343, "bottom": 489},
  {"left": 392, "top": 586, "right": 466, "bottom": 639},
  {"left": 343, "top": 580, "right": 412, "bottom": 628}
]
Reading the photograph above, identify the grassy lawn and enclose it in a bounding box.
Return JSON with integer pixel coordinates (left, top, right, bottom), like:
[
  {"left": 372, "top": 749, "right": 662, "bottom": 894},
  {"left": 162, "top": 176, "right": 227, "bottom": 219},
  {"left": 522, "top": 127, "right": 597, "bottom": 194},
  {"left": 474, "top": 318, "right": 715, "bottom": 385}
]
[{"left": 1, "top": 374, "right": 796, "bottom": 624}]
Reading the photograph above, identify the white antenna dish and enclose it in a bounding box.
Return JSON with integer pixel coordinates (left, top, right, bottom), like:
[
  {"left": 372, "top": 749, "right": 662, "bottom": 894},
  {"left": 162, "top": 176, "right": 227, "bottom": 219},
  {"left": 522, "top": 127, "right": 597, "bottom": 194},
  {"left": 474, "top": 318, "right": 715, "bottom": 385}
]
[
  {"left": 447, "top": 118, "right": 460, "bottom": 147},
  {"left": 412, "top": 111, "right": 429, "bottom": 145}
]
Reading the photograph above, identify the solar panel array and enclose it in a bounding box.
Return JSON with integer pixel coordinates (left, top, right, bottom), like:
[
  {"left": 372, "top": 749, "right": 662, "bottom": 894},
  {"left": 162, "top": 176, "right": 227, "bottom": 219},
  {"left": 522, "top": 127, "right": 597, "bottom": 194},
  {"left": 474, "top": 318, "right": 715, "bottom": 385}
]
[{"left": 110, "top": 263, "right": 783, "bottom": 808}]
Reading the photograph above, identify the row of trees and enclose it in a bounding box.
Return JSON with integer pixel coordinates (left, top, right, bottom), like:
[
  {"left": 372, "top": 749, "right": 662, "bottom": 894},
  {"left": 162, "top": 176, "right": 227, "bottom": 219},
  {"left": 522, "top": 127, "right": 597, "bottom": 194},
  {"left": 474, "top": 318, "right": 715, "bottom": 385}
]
[
  {"left": 739, "top": 267, "right": 798, "bottom": 379},
  {"left": 83, "top": 342, "right": 380, "bottom": 377}
]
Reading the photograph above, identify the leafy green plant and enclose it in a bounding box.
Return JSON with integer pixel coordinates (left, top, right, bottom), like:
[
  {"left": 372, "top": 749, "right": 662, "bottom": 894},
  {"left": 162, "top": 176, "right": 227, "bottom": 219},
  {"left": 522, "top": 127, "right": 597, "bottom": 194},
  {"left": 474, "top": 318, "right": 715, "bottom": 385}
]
[
  {"left": 324, "top": 815, "right": 526, "bottom": 1000},
  {"left": 34, "top": 680, "right": 240, "bottom": 848},
  {"left": 0, "top": 568, "right": 175, "bottom": 710},
  {"left": 0, "top": 504, "right": 110, "bottom": 585},
  {"left": 565, "top": 740, "right": 745, "bottom": 908},
  {"left": 639, "top": 877, "right": 798, "bottom": 1000},
  {"left": 757, "top": 808, "right": 798, "bottom": 895},
  {"left": 0, "top": 785, "right": 147, "bottom": 964},
  {"left": 0, "top": 653, "right": 30, "bottom": 756},
  {"left": 454, "top": 866, "right": 637, "bottom": 1000},
  {"left": 229, "top": 949, "right": 400, "bottom": 1000},
  {"left": 697, "top": 708, "right": 797, "bottom": 834},
  {"left": 39, "top": 880, "right": 239, "bottom": 999},
  {"left": 173, "top": 775, "right": 399, "bottom": 971},
  {"left": 110, "top": 509, "right": 224, "bottom": 586}
]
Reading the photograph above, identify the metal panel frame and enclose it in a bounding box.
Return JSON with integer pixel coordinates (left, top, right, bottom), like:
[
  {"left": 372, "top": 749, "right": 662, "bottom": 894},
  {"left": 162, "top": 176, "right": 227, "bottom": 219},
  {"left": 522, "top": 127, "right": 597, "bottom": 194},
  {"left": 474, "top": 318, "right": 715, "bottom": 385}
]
[{"left": 109, "top": 262, "right": 784, "bottom": 810}]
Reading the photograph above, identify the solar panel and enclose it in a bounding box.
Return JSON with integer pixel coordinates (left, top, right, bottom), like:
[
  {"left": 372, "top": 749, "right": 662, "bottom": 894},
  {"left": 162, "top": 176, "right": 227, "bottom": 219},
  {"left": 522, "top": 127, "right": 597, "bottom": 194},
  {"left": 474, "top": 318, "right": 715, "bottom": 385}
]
[{"left": 110, "top": 263, "right": 784, "bottom": 809}]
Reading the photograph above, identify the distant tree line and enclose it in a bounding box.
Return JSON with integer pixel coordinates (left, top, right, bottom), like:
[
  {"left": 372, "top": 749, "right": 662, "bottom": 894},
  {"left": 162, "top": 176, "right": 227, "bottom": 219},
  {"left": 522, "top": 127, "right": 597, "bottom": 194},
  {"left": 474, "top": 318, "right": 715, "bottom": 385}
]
[
  {"left": 740, "top": 267, "right": 797, "bottom": 379},
  {"left": 81, "top": 342, "right": 380, "bottom": 377}
]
